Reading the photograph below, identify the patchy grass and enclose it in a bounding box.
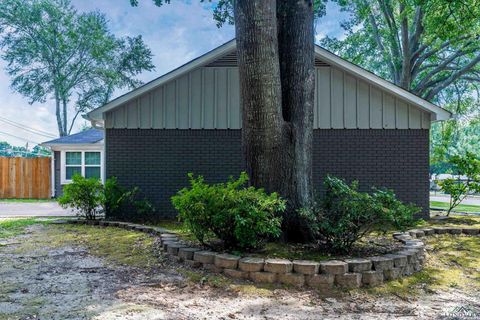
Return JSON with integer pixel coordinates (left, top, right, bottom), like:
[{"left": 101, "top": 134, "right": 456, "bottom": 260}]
[
  {"left": 419, "top": 214, "right": 480, "bottom": 228},
  {"left": 430, "top": 201, "right": 480, "bottom": 213},
  {"left": 0, "top": 218, "right": 52, "bottom": 239},
  {"left": 0, "top": 198, "right": 55, "bottom": 203},
  {"left": 365, "top": 234, "right": 480, "bottom": 299},
  {"left": 44, "top": 224, "right": 160, "bottom": 269}
]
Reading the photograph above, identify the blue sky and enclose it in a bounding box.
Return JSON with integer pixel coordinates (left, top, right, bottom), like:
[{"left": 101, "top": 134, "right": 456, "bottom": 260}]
[{"left": 0, "top": 0, "right": 348, "bottom": 147}]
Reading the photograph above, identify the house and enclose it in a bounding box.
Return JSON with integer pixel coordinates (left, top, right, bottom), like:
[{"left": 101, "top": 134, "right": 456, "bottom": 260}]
[
  {"left": 84, "top": 39, "right": 451, "bottom": 218},
  {"left": 41, "top": 128, "right": 104, "bottom": 197}
]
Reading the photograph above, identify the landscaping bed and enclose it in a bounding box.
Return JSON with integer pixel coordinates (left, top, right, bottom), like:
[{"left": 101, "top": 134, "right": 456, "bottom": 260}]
[{"left": 69, "top": 218, "right": 480, "bottom": 291}]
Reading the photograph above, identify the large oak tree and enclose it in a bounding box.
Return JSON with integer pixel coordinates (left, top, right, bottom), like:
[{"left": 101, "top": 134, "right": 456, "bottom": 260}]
[{"left": 133, "top": 0, "right": 319, "bottom": 240}]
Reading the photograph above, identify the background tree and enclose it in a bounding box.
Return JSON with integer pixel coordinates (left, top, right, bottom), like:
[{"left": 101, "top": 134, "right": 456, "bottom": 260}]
[
  {"left": 436, "top": 152, "right": 480, "bottom": 216},
  {"left": 321, "top": 0, "right": 480, "bottom": 172},
  {"left": 132, "top": 0, "right": 324, "bottom": 241},
  {"left": 0, "top": 0, "right": 154, "bottom": 136},
  {"left": 322, "top": 0, "right": 480, "bottom": 102}
]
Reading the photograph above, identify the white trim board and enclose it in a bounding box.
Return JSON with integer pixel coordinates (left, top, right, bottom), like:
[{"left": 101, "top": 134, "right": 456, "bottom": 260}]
[
  {"left": 87, "top": 39, "right": 452, "bottom": 124},
  {"left": 60, "top": 150, "right": 105, "bottom": 185}
]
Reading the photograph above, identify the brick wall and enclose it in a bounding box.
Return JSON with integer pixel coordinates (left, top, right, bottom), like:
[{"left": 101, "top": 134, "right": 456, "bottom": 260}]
[{"left": 105, "top": 129, "right": 429, "bottom": 218}]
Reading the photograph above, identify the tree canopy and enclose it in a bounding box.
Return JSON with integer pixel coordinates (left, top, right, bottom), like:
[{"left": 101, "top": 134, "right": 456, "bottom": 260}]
[
  {"left": 321, "top": 0, "right": 480, "bottom": 103},
  {"left": 0, "top": 0, "right": 155, "bottom": 136}
]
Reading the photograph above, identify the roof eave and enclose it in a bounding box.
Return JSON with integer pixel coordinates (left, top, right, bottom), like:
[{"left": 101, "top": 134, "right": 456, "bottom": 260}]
[
  {"left": 313, "top": 46, "right": 452, "bottom": 121},
  {"left": 87, "top": 39, "right": 237, "bottom": 122},
  {"left": 87, "top": 39, "right": 452, "bottom": 123}
]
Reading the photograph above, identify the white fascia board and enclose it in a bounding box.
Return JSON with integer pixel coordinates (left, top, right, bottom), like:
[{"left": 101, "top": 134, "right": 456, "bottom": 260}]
[
  {"left": 44, "top": 143, "right": 104, "bottom": 151},
  {"left": 87, "top": 39, "right": 237, "bottom": 122},
  {"left": 314, "top": 46, "right": 452, "bottom": 121}
]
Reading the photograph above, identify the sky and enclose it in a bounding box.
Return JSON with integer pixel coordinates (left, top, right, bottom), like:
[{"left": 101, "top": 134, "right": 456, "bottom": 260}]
[{"left": 0, "top": 0, "right": 348, "bottom": 148}]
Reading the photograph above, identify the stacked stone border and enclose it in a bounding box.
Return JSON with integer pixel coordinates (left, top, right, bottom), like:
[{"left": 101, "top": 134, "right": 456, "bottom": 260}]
[{"left": 69, "top": 220, "right": 480, "bottom": 289}]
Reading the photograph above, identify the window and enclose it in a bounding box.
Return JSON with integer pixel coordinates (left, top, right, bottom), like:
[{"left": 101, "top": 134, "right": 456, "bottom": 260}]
[
  {"left": 62, "top": 150, "right": 103, "bottom": 183},
  {"left": 65, "top": 152, "right": 82, "bottom": 180},
  {"left": 84, "top": 152, "right": 101, "bottom": 179}
]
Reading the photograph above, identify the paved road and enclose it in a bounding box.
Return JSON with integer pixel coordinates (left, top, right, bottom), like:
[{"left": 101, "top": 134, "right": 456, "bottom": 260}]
[
  {"left": 0, "top": 201, "right": 75, "bottom": 218},
  {"left": 430, "top": 194, "right": 480, "bottom": 206}
]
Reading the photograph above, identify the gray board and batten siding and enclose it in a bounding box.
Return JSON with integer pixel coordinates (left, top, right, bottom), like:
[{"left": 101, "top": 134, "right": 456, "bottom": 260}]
[{"left": 104, "top": 51, "right": 431, "bottom": 130}]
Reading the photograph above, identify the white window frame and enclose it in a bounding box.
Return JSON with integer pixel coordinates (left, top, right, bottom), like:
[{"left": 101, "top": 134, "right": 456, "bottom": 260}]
[{"left": 61, "top": 149, "right": 104, "bottom": 184}]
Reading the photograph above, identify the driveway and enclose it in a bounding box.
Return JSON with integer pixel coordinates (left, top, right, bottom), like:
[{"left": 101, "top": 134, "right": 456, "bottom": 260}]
[{"left": 0, "top": 201, "right": 75, "bottom": 218}]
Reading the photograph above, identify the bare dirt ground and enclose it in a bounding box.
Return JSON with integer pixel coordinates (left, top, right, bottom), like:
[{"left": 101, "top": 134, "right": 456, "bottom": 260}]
[{"left": 0, "top": 224, "right": 479, "bottom": 320}]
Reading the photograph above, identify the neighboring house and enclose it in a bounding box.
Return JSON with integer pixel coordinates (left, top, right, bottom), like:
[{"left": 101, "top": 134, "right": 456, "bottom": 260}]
[
  {"left": 85, "top": 39, "right": 451, "bottom": 218},
  {"left": 41, "top": 128, "right": 104, "bottom": 197}
]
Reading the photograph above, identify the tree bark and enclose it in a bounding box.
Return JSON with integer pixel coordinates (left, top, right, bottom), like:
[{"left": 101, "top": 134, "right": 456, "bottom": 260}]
[
  {"left": 277, "top": 0, "right": 315, "bottom": 239},
  {"left": 54, "top": 89, "right": 64, "bottom": 136},
  {"left": 234, "top": 0, "right": 314, "bottom": 241}
]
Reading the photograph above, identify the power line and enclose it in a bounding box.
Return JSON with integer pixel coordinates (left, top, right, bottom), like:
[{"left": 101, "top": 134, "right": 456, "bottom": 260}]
[
  {"left": 0, "top": 118, "right": 57, "bottom": 139},
  {"left": 0, "top": 116, "right": 56, "bottom": 138},
  {"left": 0, "top": 130, "right": 42, "bottom": 145}
]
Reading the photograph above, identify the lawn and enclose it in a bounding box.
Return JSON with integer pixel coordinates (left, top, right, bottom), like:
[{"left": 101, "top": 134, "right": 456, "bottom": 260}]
[
  {"left": 0, "top": 218, "right": 52, "bottom": 239},
  {"left": 430, "top": 200, "right": 480, "bottom": 213}
]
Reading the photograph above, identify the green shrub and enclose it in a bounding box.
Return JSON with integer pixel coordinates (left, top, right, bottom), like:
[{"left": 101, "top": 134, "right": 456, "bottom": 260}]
[
  {"left": 58, "top": 174, "right": 104, "bottom": 220},
  {"left": 104, "top": 176, "right": 138, "bottom": 218},
  {"left": 437, "top": 152, "right": 480, "bottom": 216},
  {"left": 301, "top": 176, "right": 418, "bottom": 253},
  {"left": 58, "top": 175, "right": 155, "bottom": 221},
  {"left": 171, "top": 172, "right": 285, "bottom": 250}
]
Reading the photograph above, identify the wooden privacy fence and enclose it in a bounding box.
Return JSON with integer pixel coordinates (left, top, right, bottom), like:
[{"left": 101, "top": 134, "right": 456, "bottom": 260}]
[{"left": 0, "top": 157, "right": 51, "bottom": 199}]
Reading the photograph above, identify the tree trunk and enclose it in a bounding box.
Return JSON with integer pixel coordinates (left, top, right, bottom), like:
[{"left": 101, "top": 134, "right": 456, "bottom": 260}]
[
  {"left": 54, "top": 90, "right": 65, "bottom": 136},
  {"left": 277, "top": 0, "right": 315, "bottom": 239},
  {"left": 62, "top": 99, "right": 68, "bottom": 136},
  {"left": 234, "top": 0, "right": 314, "bottom": 241}
]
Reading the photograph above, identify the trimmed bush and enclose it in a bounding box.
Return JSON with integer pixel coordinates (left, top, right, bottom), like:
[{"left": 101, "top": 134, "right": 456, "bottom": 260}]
[
  {"left": 58, "top": 175, "right": 155, "bottom": 221},
  {"left": 58, "top": 174, "right": 104, "bottom": 220},
  {"left": 171, "top": 172, "right": 285, "bottom": 250},
  {"left": 301, "top": 176, "right": 418, "bottom": 253}
]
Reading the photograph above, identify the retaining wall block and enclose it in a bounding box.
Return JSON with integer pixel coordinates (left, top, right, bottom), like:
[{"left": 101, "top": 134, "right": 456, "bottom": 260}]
[
  {"left": 184, "top": 260, "right": 202, "bottom": 268},
  {"left": 362, "top": 270, "right": 384, "bottom": 286},
  {"left": 433, "top": 227, "right": 448, "bottom": 234},
  {"left": 166, "top": 243, "right": 187, "bottom": 256},
  {"left": 178, "top": 248, "right": 201, "bottom": 261},
  {"left": 335, "top": 273, "right": 362, "bottom": 289},
  {"left": 293, "top": 260, "right": 320, "bottom": 275},
  {"left": 264, "top": 259, "right": 293, "bottom": 274},
  {"left": 408, "top": 230, "right": 425, "bottom": 238},
  {"left": 422, "top": 228, "right": 435, "bottom": 236},
  {"left": 193, "top": 251, "right": 216, "bottom": 264},
  {"left": 238, "top": 257, "right": 264, "bottom": 272},
  {"left": 278, "top": 273, "right": 306, "bottom": 287},
  {"left": 446, "top": 227, "right": 463, "bottom": 235},
  {"left": 397, "top": 250, "right": 418, "bottom": 264},
  {"left": 202, "top": 263, "right": 223, "bottom": 273},
  {"left": 383, "top": 267, "right": 402, "bottom": 280},
  {"left": 162, "top": 241, "right": 178, "bottom": 251},
  {"left": 462, "top": 228, "right": 480, "bottom": 235},
  {"left": 402, "top": 264, "right": 414, "bottom": 275},
  {"left": 370, "top": 256, "right": 394, "bottom": 271},
  {"left": 250, "top": 272, "right": 277, "bottom": 284},
  {"left": 214, "top": 253, "right": 240, "bottom": 269},
  {"left": 224, "top": 268, "right": 250, "bottom": 280},
  {"left": 383, "top": 254, "right": 408, "bottom": 268},
  {"left": 305, "top": 274, "right": 335, "bottom": 288},
  {"left": 345, "top": 258, "right": 372, "bottom": 273},
  {"left": 320, "top": 260, "right": 348, "bottom": 275}
]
